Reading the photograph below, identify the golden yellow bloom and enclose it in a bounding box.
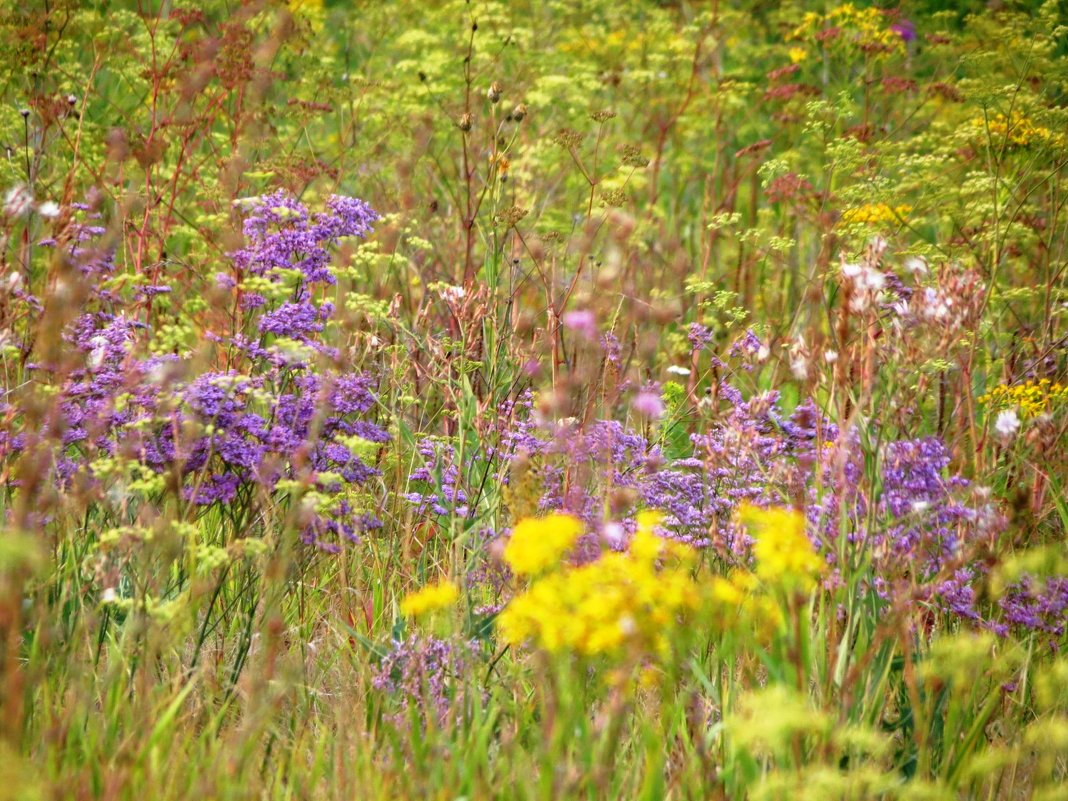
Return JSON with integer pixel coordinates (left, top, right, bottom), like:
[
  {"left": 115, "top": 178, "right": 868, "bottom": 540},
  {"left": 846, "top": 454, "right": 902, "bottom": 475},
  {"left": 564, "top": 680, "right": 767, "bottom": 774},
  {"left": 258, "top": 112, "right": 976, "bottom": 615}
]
[
  {"left": 399, "top": 578, "right": 459, "bottom": 618},
  {"left": 503, "top": 512, "right": 583, "bottom": 576},
  {"left": 840, "top": 203, "right": 911, "bottom": 225},
  {"left": 970, "top": 112, "right": 1062, "bottom": 148},
  {"left": 788, "top": 47, "right": 808, "bottom": 64},
  {"left": 737, "top": 504, "right": 823, "bottom": 592},
  {"left": 979, "top": 378, "right": 1068, "bottom": 417},
  {"left": 790, "top": 4, "right": 903, "bottom": 51},
  {"left": 498, "top": 512, "right": 700, "bottom": 660}
]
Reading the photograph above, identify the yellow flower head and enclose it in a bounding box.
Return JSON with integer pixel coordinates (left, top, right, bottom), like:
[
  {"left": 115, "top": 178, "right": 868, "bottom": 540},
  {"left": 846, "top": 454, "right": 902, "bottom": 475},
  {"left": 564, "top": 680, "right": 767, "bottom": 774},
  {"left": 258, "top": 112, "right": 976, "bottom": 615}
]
[
  {"left": 979, "top": 378, "right": 1068, "bottom": 417},
  {"left": 737, "top": 504, "right": 823, "bottom": 592},
  {"left": 503, "top": 512, "right": 583, "bottom": 576},
  {"left": 498, "top": 511, "right": 700, "bottom": 661},
  {"left": 840, "top": 203, "right": 911, "bottom": 225},
  {"left": 400, "top": 578, "right": 459, "bottom": 618}
]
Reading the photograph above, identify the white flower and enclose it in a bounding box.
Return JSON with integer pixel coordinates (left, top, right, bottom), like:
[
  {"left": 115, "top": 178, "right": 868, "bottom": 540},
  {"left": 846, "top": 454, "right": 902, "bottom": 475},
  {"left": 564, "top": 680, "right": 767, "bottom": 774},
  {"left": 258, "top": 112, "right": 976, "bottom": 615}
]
[
  {"left": 904, "top": 256, "right": 928, "bottom": 276},
  {"left": 37, "top": 200, "right": 60, "bottom": 218},
  {"left": 438, "top": 284, "right": 466, "bottom": 303},
  {"left": 841, "top": 262, "right": 861, "bottom": 279},
  {"left": 666, "top": 364, "right": 691, "bottom": 376},
  {"left": 994, "top": 409, "right": 1021, "bottom": 442},
  {"left": 756, "top": 344, "right": 770, "bottom": 362},
  {"left": 860, "top": 266, "right": 886, "bottom": 292},
  {"left": 602, "top": 522, "right": 625, "bottom": 546},
  {"left": 790, "top": 354, "right": 809, "bottom": 380},
  {"left": 823, "top": 350, "right": 838, "bottom": 364},
  {"left": 4, "top": 185, "right": 33, "bottom": 217},
  {"left": 101, "top": 587, "right": 118, "bottom": 604},
  {"left": 87, "top": 335, "right": 109, "bottom": 370}
]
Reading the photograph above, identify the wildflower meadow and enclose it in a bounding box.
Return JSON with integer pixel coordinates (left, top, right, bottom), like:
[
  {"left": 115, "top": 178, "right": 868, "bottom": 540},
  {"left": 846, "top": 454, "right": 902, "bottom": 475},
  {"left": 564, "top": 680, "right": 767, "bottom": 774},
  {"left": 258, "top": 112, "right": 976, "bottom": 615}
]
[{"left": 2, "top": 1, "right": 1067, "bottom": 799}]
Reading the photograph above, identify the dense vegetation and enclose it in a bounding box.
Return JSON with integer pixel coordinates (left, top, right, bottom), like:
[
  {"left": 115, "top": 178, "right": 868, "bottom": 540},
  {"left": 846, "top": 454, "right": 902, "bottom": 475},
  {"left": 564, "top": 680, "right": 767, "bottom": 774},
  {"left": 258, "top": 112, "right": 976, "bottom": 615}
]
[{"left": 0, "top": 1, "right": 1066, "bottom": 798}]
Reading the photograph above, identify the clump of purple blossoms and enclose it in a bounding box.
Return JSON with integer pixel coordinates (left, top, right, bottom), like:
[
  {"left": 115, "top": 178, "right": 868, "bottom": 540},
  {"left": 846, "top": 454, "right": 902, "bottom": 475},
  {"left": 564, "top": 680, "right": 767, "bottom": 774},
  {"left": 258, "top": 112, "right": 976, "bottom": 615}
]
[
  {"left": 372, "top": 635, "right": 481, "bottom": 728},
  {"left": 12, "top": 193, "right": 387, "bottom": 550},
  {"left": 995, "top": 577, "right": 1068, "bottom": 649},
  {"left": 412, "top": 375, "right": 1062, "bottom": 642}
]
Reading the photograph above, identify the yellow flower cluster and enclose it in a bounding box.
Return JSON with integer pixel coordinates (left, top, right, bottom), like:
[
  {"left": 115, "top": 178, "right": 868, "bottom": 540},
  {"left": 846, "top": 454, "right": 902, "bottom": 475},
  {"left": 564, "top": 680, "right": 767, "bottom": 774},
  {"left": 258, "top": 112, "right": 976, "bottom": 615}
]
[
  {"left": 791, "top": 5, "right": 904, "bottom": 51},
  {"left": 738, "top": 504, "right": 824, "bottom": 593},
  {"left": 558, "top": 28, "right": 651, "bottom": 57},
  {"left": 502, "top": 512, "right": 583, "bottom": 576},
  {"left": 970, "top": 112, "right": 1062, "bottom": 148},
  {"left": 707, "top": 570, "right": 786, "bottom": 639},
  {"left": 498, "top": 512, "right": 700, "bottom": 658},
  {"left": 979, "top": 379, "right": 1068, "bottom": 417},
  {"left": 400, "top": 578, "right": 459, "bottom": 618},
  {"left": 699, "top": 506, "right": 824, "bottom": 640},
  {"left": 840, "top": 203, "right": 911, "bottom": 225}
]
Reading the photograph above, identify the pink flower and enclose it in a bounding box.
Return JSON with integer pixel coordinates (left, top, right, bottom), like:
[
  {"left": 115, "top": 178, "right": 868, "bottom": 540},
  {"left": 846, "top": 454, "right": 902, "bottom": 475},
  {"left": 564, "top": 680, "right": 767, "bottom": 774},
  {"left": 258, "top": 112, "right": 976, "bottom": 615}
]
[
  {"left": 561, "top": 309, "right": 597, "bottom": 339},
  {"left": 633, "top": 387, "right": 664, "bottom": 419}
]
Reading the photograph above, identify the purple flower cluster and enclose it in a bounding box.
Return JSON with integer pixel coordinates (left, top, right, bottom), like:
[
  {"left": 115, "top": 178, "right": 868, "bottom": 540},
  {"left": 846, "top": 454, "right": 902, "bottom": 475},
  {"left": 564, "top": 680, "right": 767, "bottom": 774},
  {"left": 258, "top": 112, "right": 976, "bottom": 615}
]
[
  {"left": 372, "top": 635, "right": 481, "bottom": 727},
  {"left": 403, "top": 437, "right": 472, "bottom": 518},
  {"left": 996, "top": 577, "right": 1068, "bottom": 646},
  {"left": 11, "top": 193, "right": 387, "bottom": 550},
  {"left": 429, "top": 381, "right": 1061, "bottom": 642}
]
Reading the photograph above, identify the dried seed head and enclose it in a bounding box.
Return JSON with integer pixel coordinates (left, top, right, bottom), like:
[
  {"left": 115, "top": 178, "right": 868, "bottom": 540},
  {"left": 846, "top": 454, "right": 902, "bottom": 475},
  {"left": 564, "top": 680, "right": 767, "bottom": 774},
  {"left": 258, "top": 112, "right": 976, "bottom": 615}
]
[
  {"left": 620, "top": 144, "right": 649, "bottom": 168},
  {"left": 494, "top": 204, "right": 529, "bottom": 228},
  {"left": 553, "top": 128, "right": 583, "bottom": 149},
  {"left": 511, "top": 103, "right": 527, "bottom": 122},
  {"left": 487, "top": 81, "right": 503, "bottom": 104},
  {"left": 457, "top": 113, "right": 472, "bottom": 132}
]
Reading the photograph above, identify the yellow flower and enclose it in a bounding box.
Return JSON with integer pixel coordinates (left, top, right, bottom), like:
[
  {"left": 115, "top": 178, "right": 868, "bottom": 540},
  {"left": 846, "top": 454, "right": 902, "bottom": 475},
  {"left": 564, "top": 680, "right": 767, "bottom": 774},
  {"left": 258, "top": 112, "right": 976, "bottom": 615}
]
[
  {"left": 840, "top": 203, "right": 911, "bottom": 225},
  {"left": 737, "top": 504, "right": 823, "bottom": 592},
  {"left": 788, "top": 47, "right": 808, "bottom": 64},
  {"left": 498, "top": 511, "right": 700, "bottom": 661},
  {"left": 979, "top": 379, "right": 1068, "bottom": 417},
  {"left": 399, "top": 578, "right": 458, "bottom": 618},
  {"left": 503, "top": 512, "right": 583, "bottom": 575},
  {"left": 970, "top": 112, "right": 1063, "bottom": 148}
]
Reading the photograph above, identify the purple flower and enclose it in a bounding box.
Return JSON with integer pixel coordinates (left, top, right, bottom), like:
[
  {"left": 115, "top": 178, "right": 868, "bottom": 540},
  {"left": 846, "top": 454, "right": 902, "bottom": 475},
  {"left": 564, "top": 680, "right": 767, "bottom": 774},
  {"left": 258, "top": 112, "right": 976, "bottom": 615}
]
[
  {"left": 891, "top": 19, "right": 916, "bottom": 42},
  {"left": 19, "top": 192, "right": 388, "bottom": 552},
  {"left": 258, "top": 301, "right": 327, "bottom": 339},
  {"left": 688, "top": 322, "right": 714, "bottom": 351}
]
